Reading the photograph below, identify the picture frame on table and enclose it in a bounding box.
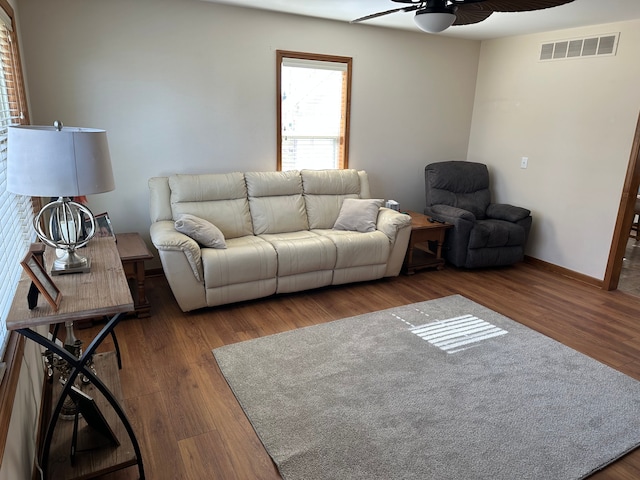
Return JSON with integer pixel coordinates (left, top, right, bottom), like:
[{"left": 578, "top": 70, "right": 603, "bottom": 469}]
[
  {"left": 70, "top": 386, "right": 119, "bottom": 443},
  {"left": 20, "top": 251, "right": 62, "bottom": 311},
  {"left": 90, "top": 212, "right": 114, "bottom": 238}
]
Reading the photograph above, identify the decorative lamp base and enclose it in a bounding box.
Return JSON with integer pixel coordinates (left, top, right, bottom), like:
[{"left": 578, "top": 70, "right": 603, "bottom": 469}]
[
  {"left": 51, "top": 258, "right": 91, "bottom": 276},
  {"left": 51, "top": 249, "right": 92, "bottom": 275}
]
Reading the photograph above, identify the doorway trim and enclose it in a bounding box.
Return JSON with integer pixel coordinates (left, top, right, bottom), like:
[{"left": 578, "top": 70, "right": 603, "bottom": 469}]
[{"left": 604, "top": 110, "right": 640, "bottom": 290}]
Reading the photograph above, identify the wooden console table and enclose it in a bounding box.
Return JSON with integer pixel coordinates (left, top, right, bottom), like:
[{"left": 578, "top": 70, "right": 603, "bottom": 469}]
[
  {"left": 6, "top": 237, "right": 145, "bottom": 480},
  {"left": 402, "top": 211, "right": 452, "bottom": 274}
]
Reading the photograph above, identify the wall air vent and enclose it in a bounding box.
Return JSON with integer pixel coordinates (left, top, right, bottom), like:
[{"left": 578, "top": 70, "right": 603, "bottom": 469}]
[{"left": 539, "top": 33, "right": 619, "bottom": 61}]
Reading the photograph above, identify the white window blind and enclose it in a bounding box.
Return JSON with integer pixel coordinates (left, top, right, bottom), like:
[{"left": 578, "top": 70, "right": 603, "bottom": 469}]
[{"left": 0, "top": 13, "right": 32, "bottom": 357}]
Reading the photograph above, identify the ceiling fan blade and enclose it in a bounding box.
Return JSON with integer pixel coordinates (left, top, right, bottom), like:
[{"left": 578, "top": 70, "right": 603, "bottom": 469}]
[
  {"left": 453, "top": 4, "right": 493, "bottom": 25},
  {"left": 351, "top": 5, "right": 420, "bottom": 23},
  {"left": 470, "top": 0, "right": 575, "bottom": 13}
]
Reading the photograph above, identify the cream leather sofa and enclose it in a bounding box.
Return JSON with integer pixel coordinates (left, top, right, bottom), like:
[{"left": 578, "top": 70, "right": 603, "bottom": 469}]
[{"left": 149, "top": 169, "right": 411, "bottom": 312}]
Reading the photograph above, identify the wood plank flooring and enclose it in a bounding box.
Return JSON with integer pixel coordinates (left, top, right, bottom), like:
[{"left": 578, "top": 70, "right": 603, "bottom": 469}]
[{"left": 78, "top": 263, "right": 640, "bottom": 479}]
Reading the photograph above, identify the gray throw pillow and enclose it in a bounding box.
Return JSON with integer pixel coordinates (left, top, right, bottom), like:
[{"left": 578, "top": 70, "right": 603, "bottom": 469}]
[
  {"left": 333, "top": 198, "right": 383, "bottom": 233},
  {"left": 175, "top": 214, "right": 226, "bottom": 249}
]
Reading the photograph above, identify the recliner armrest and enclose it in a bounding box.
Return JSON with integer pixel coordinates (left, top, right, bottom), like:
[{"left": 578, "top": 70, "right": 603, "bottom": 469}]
[
  {"left": 150, "top": 220, "right": 203, "bottom": 281},
  {"left": 426, "top": 204, "right": 476, "bottom": 223},
  {"left": 486, "top": 203, "right": 530, "bottom": 223},
  {"left": 424, "top": 204, "right": 475, "bottom": 267}
]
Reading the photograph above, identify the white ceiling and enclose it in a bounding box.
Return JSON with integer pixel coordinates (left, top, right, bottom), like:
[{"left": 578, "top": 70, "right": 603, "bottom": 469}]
[{"left": 200, "top": 0, "right": 640, "bottom": 40}]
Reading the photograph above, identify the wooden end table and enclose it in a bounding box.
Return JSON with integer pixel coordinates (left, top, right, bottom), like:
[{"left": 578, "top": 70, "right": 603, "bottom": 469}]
[
  {"left": 116, "top": 233, "right": 153, "bottom": 318},
  {"left": 402, "top": 211, "right": 452, "bottom": 274}
]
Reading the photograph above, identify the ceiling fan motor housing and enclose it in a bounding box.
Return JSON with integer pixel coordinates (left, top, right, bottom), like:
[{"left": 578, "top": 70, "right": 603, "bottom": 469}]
[{"left": 414, "top": 1, "right": 457, "bottom": 33}]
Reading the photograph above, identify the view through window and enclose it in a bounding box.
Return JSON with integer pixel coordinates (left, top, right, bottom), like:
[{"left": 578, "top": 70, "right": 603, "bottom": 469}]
[{"left": 277, "top": 51, "right": 352, "bottom": 171}]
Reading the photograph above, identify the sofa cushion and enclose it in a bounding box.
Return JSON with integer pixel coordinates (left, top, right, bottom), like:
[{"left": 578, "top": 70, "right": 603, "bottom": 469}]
[
  {"left": 301, "top": 169, "right": 362, "bottom": 195},
  {"left": 246, "top": 171, "right": 308, "bottom": 234},
  {"left": 174, "top": 214, "right": 226, "bottom": 249},
  {"left": 304, "top": 194, "right": 358, "bottom": 230},
  {"left": 169, "top": 173, "right": 253, "bottom": 239},
  {"left": 245, "top": 170, "right": 302, "bottom": 197},
  {"left": 313, "top": 229, "right": 390, "bottom": 269},
  {"left": 259, "top": 231, "right": 336, "bottom": 276},
  {"left": 301, "top": 169, "right": 362, "bottom": 229},
  {"left": 333, "top": 198, "right": 383, "bottom": 233},
  {"left": 250, "top": 195, "right": 308, "bottom": 234},
  {"left": 202, "top": 235, "right": 277, "bottom": 288}
]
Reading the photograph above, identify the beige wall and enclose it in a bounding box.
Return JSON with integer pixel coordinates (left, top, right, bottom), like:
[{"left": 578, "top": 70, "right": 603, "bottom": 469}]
[
  {"left": 17, "top": 0, "right": 480, "bottom": 270},
  {"left": 468, "top": 19, "right": 640, "bottom": 279}
]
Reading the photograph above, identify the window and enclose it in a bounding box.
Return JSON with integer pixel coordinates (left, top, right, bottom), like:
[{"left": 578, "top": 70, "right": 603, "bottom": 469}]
[
  {"left": 0, "top": 0, "right": 31, "bottom": 361},
  {"left": 277, "top": 51, "right": 352, "bottom": 171}
]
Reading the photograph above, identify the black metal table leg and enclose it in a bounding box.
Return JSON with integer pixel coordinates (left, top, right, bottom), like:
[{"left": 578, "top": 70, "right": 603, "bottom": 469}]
[{"left": 18, "top": 312, "right": 144, "bottom": 479}]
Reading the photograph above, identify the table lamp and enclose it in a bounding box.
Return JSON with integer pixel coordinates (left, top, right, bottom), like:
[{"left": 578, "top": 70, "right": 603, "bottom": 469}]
[{"left": 7, "top": 121, "right": 115, "bottom": 274}]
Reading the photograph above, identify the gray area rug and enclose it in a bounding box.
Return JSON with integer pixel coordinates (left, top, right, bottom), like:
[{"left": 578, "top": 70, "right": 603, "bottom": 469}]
[{"left": 212, "top": 295, "right": 640, "bottom": 480}]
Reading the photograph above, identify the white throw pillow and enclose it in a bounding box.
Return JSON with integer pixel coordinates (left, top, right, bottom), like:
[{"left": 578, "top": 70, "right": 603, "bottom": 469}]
[
  {"left": 175, "top": 214, "right": 227, "bottom": 249},
  {"left": 333, "top": 198, "right": 383, "bottom": 233}
]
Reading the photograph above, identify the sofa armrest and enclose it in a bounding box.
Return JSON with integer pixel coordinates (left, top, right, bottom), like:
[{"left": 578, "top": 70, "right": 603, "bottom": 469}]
[
  {"left": 376, "top": 208, "right": 412, "bottom": 243},
  {"left": 377, "top": 208, "right": 412, "bottom": 277},
  {"left": 150, "top": 220, "right": 203, "bottom": 281},
  {"left": 486, "top": 203, "right": 530, "bottom": 223}
]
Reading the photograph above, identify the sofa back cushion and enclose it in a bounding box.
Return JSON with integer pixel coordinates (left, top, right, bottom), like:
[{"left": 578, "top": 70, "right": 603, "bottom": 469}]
[
  {"left": 246, "top": 170, "right": 309, "bottom": 234},
  {"left": 149, "top": 176, "right": 173, "bottom": 223},
  {"left": 301, "top": 169, "right": 363, "bottom": 229},
  {"left": 168, "top": 172, "right": 253, "bottom": 239}
]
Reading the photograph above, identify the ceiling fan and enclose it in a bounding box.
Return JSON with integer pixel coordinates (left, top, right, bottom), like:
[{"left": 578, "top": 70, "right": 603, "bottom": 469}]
[{"left": 351, "top": 0, "right": 576, "bottom": 34}]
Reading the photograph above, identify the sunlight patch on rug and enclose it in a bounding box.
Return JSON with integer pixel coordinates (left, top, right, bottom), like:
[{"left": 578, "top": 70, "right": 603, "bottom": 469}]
[{"left": 392, "top": 310, "right": 508, "bottom": 354}]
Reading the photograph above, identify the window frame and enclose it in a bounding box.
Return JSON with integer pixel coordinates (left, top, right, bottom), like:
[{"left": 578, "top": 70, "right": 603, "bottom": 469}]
[{"left": 276, "top": 50, "right": 352, "bottom": 171}]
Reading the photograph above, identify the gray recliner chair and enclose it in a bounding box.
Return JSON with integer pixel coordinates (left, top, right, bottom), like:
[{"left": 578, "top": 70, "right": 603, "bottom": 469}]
[{"left": 424, "top": 161, "right": 532, "bottom": 268}]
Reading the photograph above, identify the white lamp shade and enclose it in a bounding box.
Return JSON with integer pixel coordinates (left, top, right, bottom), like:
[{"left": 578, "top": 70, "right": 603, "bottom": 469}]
[
  {"left": 7, "top": 125, "right": 115, "bottom": 197},
  {"left": 414, "top": 11, "right": 457, "bottom": 33}
]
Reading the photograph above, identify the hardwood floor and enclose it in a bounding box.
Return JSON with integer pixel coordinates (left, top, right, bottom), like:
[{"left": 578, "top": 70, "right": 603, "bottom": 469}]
[{"left": 78, "top": 263, "right": 640, "bottom": 479}]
